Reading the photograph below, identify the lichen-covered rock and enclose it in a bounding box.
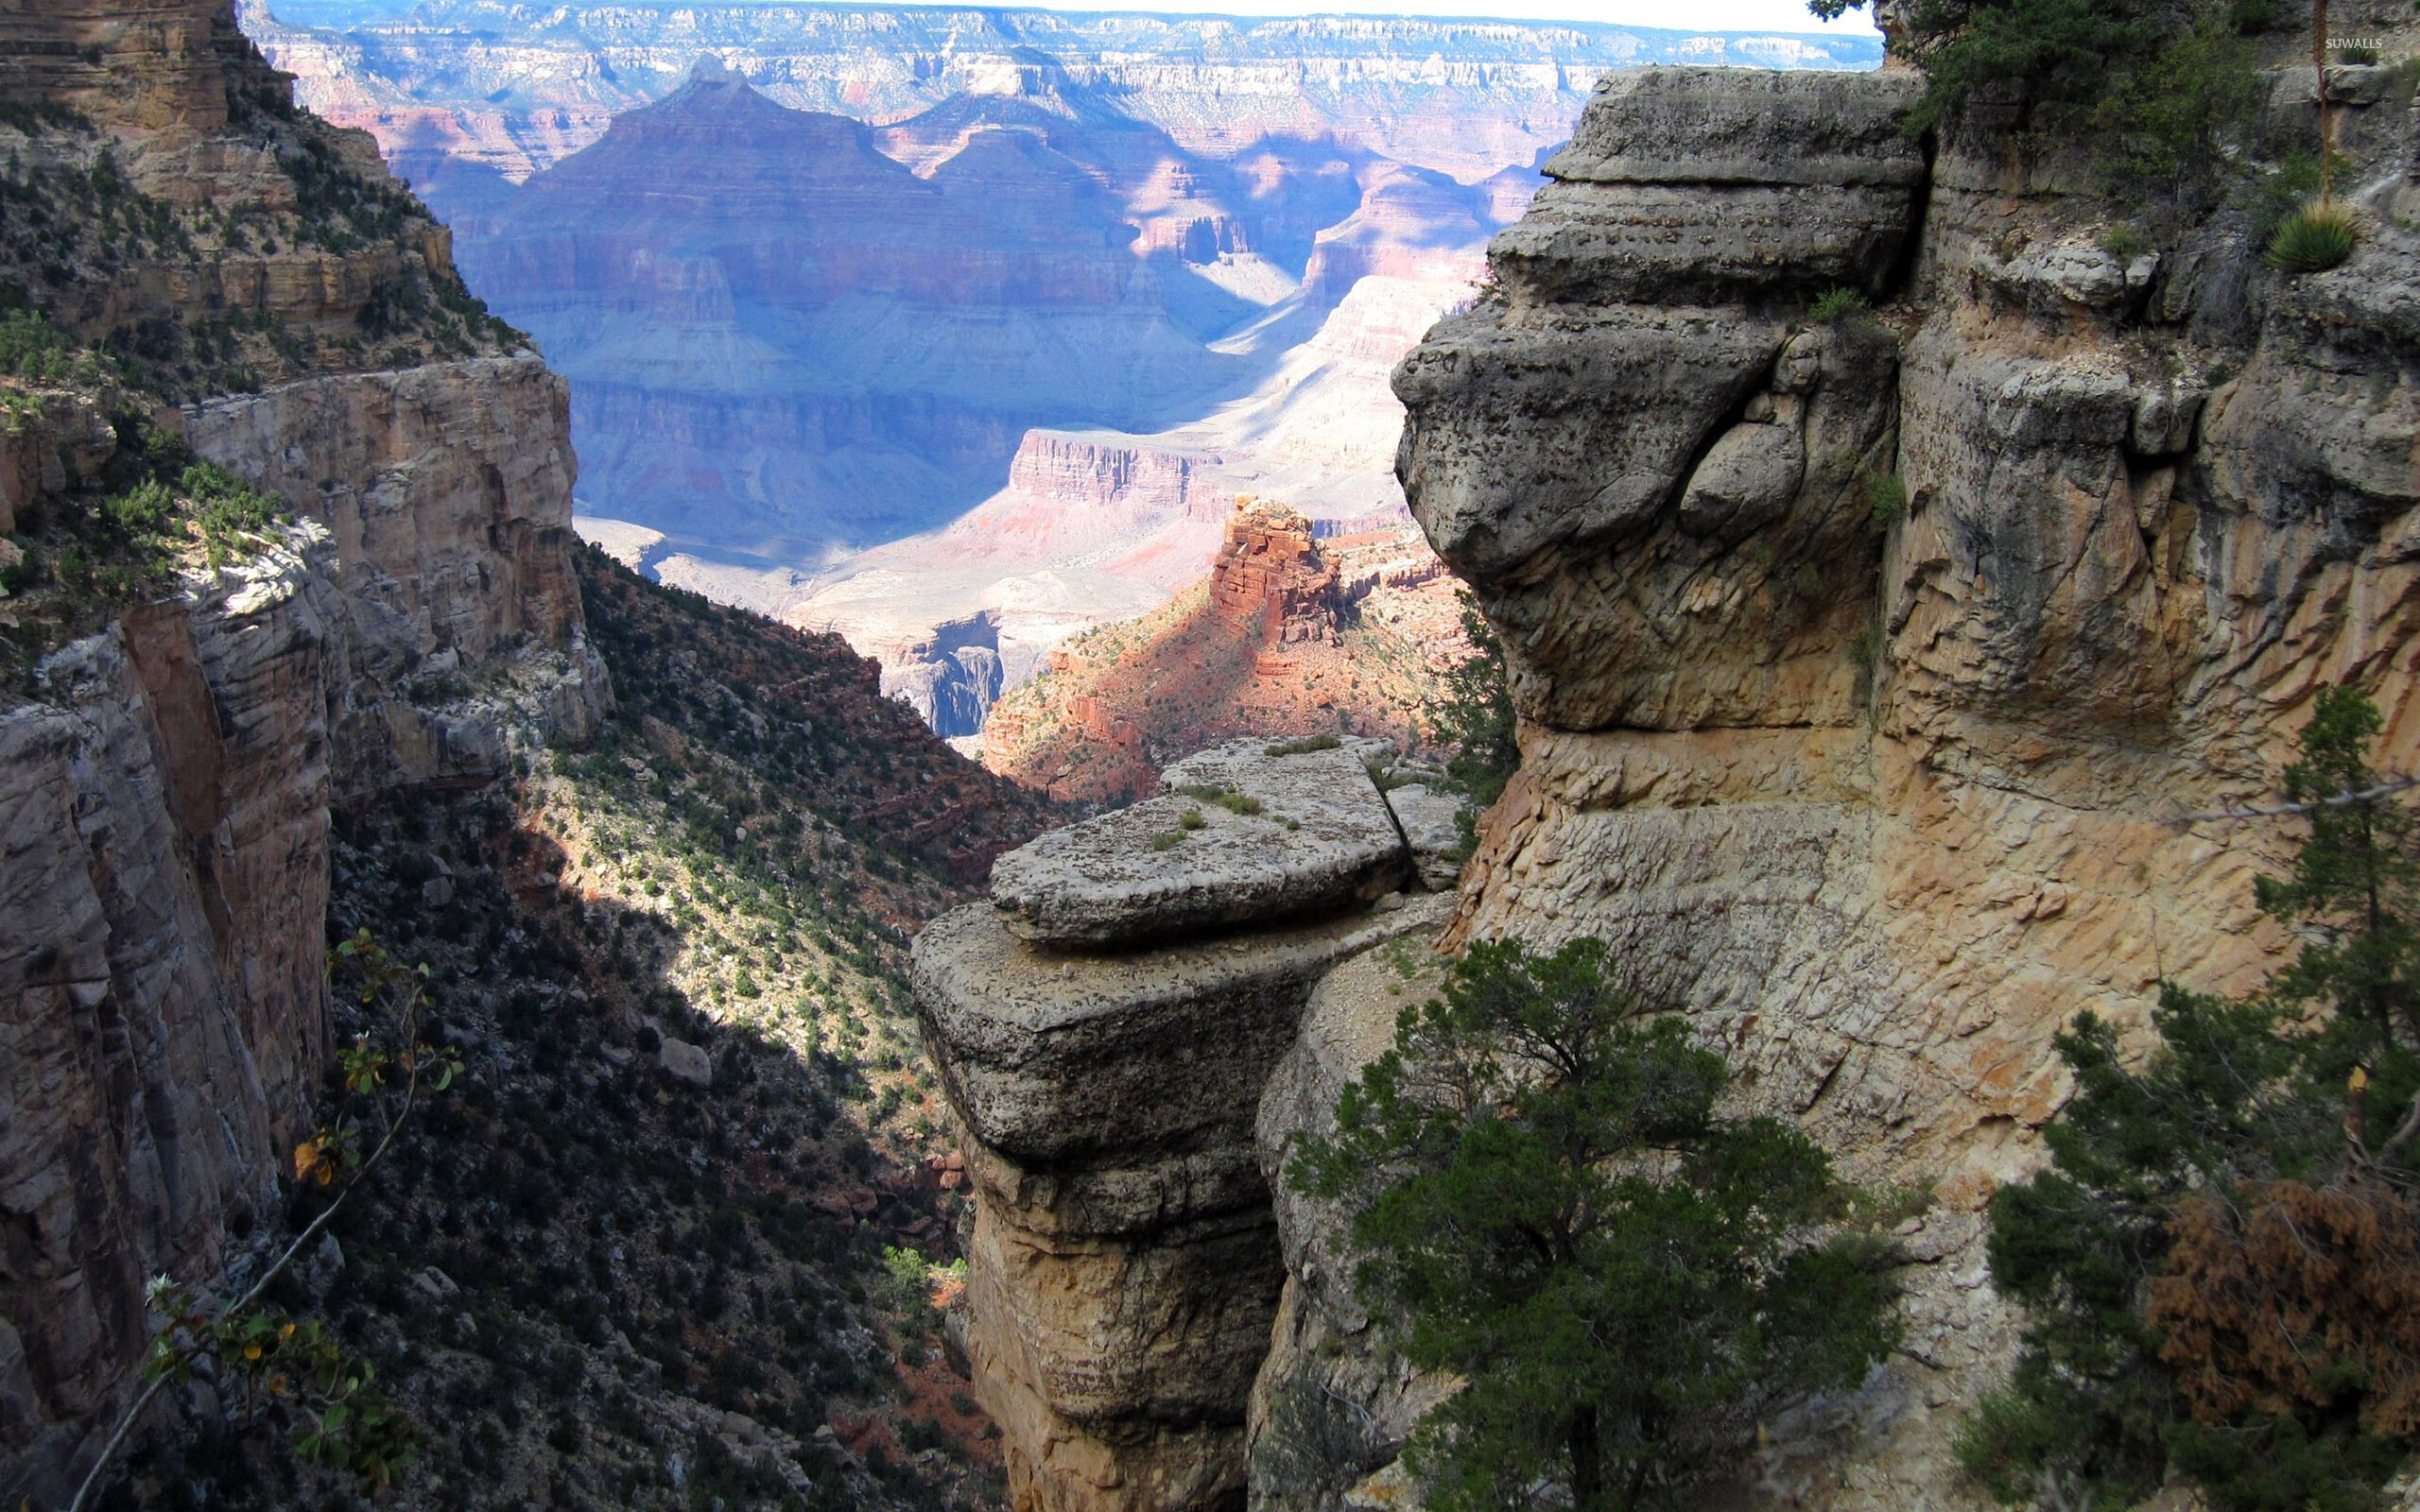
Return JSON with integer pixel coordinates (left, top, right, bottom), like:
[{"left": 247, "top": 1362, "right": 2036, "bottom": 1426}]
[{"left": 988, "top": 738, "right": 1409, "bottom": 948}]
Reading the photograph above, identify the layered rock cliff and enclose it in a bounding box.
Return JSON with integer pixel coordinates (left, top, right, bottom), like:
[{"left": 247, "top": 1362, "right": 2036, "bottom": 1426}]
[
  {"left": 914, "top": 738, "right": 1467, "bottom": 1512},
  {"left": 0, "top": 5, "right": 607, "bottom": 1501},
  {"left": 253, "top": 3, "right": 1882, "bottom": 189},
  {"left": 922, "top": 26, "right": 2420, "bottom": 1512}
]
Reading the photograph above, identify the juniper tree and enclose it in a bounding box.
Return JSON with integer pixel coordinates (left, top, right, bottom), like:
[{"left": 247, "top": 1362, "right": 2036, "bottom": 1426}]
[
  {"left": 1962, "top": 688, "right": 2420, "bottom": 1512},
  {"left": 1289, "top": 937, "right": 1898, "bottom": 1512},
  {"left": 1426, "top": 590, "right": 1518, "bottom": 832}
]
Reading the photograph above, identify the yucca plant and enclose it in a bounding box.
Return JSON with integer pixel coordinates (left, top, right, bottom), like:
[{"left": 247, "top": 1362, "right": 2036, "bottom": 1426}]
[{"left": 2265, "top": 202, "right": 2359, "bottom": 275}]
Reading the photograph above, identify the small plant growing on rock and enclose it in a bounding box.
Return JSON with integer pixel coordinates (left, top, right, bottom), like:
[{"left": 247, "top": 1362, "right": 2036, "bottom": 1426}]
[
  {"left": 2099, "top": 223, "right": 2151, "bottom": 263},
  {"left": 1808, "top": 286, "right": 1870, "bottom": 325},
  {"left": 1426, "top": 591, "right": 1518, "bottom": 842},
  {"left": 2264, "top": 203, "right": 2359, "bottom": 276},
  {"left": 1266, "top": 733, "right": 1342, "bottom": 757},
  {"left": 1175, "top": 782, "right": 1264, "bottom": 816},
  {"left": 1291, "top": 936, "right": 1899, "bottom": 1512},
  {"left": 1861, "top": 465, "right": 1909, "bottom": 531}
]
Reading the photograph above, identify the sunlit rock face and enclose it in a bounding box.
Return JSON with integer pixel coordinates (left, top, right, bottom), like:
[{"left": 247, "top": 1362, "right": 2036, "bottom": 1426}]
[
  {"left": 914, "top": 739, "right": 1462, "bottom": 1512},
  {"left": 1382, "top": 56, "right": 2420, "bottom": 1508}
]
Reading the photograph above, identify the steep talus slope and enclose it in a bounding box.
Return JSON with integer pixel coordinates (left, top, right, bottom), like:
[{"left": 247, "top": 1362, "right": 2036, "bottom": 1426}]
[
  {"left": 0, "top": 5, "right": 960, "bottom": 1503},
  {"left": 917, "top": 31, "right": 2420, "bottom": 1512},
  {"left": 99, "top": 544, "right": 1052, "bottom": 1512}
]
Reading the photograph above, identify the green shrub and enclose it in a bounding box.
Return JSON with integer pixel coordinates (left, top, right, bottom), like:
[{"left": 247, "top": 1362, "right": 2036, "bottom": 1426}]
[
  {"left": 179, "top": 460, "right": 286, "bottom": 565},
  {"left": 101, "top": 478, "right": 175, "bottom": 536},
  {"left": 1265, "top": 733, "right": 1341, "bottom": 757},
  {"left": 1811, "top": 2, "right": 2259, "bottom": 214},
  {"left": 1862, "top": 467, "right": 1909, "bottom": 530},
  {"left": 1174, "top": 783, "right": 1263, "bottom": 816},
  {"left": 2264, "top": 204, "right": 2359, "bottom": 276},
  {"left": 1961, "top": 688, "right": 2420, "bottom": 1512},
  {"left": 2099, "top": 224, "right": 2150, "bottom": 263},
  {"left": 2334, "top": 44, "right": 2380, "bottom": 65},
  {"left": 1291, "top": 937, "right": 1899, "bottom": 1511},
  {"left": 1426, "top": 591, "right": 1518, "bottom": 832},
  {"left": 2224, "top": 0, "right": 2278, "bottom": 31},
  {"left": 1809, "top": 286, "right": 1870, "bottom": 324}
]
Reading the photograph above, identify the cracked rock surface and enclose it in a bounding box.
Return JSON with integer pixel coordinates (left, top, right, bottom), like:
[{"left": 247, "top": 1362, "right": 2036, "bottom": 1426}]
[{"left": 988, "top": 737, "right": 1412, "bottom": 948}]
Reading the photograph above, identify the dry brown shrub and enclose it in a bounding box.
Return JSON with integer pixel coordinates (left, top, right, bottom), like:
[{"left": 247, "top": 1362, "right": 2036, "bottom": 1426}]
[{"left": 2149, "top": 1176, "right": 2420, "bottom": 1435}]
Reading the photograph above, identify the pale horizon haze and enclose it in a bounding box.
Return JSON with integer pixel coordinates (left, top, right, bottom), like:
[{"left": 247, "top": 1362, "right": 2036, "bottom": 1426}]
[
  {"left": 974, "top": 0, "right": 1879, "bottom": 30},
  {"left": 274, "top": 0, "right": 1883, "bottom": 37}
]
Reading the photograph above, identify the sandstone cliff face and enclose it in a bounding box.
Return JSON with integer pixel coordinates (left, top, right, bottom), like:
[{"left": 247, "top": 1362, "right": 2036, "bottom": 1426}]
[
  {"left": 184, "top": 353, "right": 609, "bottom": 798},
  {"left": 914, "top": 741, "right": 1466, "bottom": 1512},
  {"left": 1, "top": 541, "right": 337, "bottom": 1503},
  {"left": 0, "top": 0, "right": 515, "bottom": 401},
  {"left": 1378, "top": 49, "right": 2420, "bottom": 1510}
]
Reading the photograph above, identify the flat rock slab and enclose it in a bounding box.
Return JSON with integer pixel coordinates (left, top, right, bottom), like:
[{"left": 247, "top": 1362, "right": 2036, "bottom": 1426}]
[
  {"left": 916, "top": 893, "right": 1455, "bottom": 1187},
  {"left": 988, "top": 737, "right": 1410, "bottom": 949},
  {"left": 1380, "top": 783, "right": 1471, "bottom": 891}
]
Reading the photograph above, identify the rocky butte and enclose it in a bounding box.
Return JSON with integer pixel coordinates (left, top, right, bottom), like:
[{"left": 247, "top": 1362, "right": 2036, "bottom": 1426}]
[{"left": 915, "top": 20, "right": 2420, "bottom": 1512}]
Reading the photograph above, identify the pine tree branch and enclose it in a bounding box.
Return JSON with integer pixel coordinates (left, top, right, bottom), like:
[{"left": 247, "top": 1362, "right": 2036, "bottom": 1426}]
[{"left": 2170, "top": 775, "right": 2420, "bottom": 826}]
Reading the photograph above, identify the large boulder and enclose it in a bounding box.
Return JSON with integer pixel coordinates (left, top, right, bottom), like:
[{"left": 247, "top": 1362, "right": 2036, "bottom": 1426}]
[{"left": 988, "top": 738, "right": 1412, "bottom": 948}]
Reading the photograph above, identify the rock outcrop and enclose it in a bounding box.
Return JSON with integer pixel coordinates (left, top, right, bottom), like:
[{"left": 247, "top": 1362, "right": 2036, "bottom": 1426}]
[
  {"left": 0, "top": 6, "right": 608, "bottom": 1501},
  {"left": 2, "top": 539, "right": 342, "bottom": 1501},
  {"left": 1375, "top": 46, "right": 2420, "bottom": 1511},
  {"left": 929, "top": 34, "right": 2420, "bottom": 1512},
  {"left": 185, "top": 354, "right": 609, "bottom": 798},
  {"left": 977, "top": 503, "right": 1469, "bottom": 804},
  {"left": 915, "top": 739, "right": 1466, "bottom": 1512},
  {"left": 1206, "top": 501, "right": 1342, "bottom": 645}
]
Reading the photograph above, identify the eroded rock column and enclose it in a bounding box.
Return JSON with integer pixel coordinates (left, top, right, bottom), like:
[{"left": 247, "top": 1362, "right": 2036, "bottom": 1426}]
[{"left": 914, "top": 739, "right": 1454, "bottom": 1512}]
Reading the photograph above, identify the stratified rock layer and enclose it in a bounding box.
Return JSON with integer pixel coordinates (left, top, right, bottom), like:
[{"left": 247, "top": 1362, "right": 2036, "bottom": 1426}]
[
  {"left": 185, "top": 354, "right": 609, "bottom": 798},
  {"left": 1375, "top": 53, "right": 2420, "bottom": 1512},
  {"left": 0, "top": 8, "right": 608, "bottom": 1501},
  {"left": 918, "top": 729, "right": 1459, "bottom": 1512},
  {"left": 991, "top": 739, "right": 1410, "bottom": 947}
]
